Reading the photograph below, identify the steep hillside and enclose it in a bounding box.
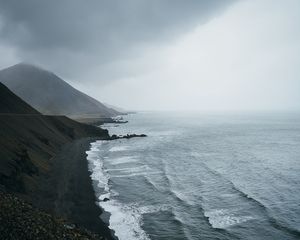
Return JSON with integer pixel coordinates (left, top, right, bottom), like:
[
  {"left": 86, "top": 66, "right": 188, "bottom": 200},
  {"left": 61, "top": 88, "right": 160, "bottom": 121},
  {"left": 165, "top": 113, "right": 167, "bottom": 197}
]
[
  {"left": 0, "top": 114, "right": 109, "bottom": 193},
  {"left": 0, "top": 84, "right": 108, "bottom": 192},
  {"left": 0, "top": 82, "right": 113, "bottom": 239},
  {"left": 0, "top": 82, "right": 39, "bottom": 114},
  {"left": 0, "top": 63, "right": 119, "bottom": 117}
]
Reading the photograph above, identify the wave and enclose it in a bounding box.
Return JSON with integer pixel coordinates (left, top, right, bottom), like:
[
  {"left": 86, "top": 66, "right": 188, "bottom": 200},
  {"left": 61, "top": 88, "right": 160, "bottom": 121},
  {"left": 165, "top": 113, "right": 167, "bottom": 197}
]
[
  {"left": 107, "top": 162, "right": 161, "bottom": 178},
  {"left": 268, "top": 218, "right": 300, "bottom": 238},
  {"left": 109, "top": 146, "right": 129, "bottom": 152},
  {"left": 138, "top": 204, "right": 171, "bottom": 214},
  {"left": 144, "top": 175, "right": 166, "bottom": 192},
  {"left": 113, "top": 171, "right": 162, "bottom": 178},
  {"left": 87, "top": 140, "right": 154, "bottom": 240},
  {"left": 86, "top": 141, "right": 111, "bottom": 200},
  {"left": 100, "top": 200, "right": 151, "bottom": 240},
  {"left": 109, "top": 156, "right": 138, "bottom": 165},
  {"left": 160, "top": 160, "right": 195, "bottom": 207},
  {"left": 170, "top": 189, "right": 192, "bottom": 206},
  {"left": 192, "top": 158, "right": 300, "bottom": 237},
  {"left": 204, "top": 209, "right": 254, "bottom": 229},
  {"left": 206, "top": 169, "right": 300, "bottom": 237},
  {"left": 107, "top": 165, "right": 151, "bottom": 174}
]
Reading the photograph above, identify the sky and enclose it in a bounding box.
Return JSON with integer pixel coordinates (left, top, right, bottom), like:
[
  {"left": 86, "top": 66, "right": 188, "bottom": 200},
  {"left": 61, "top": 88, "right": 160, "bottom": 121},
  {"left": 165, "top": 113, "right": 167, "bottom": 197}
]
[{"left": 0, "top": 0, "right": 299, "bottom": 111}]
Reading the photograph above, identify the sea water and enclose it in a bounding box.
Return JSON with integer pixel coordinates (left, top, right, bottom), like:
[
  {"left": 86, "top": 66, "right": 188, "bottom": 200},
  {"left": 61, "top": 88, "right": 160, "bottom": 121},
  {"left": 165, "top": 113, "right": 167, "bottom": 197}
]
[{"left": 86, "top": 112, "right": 300, "bottom": 240}]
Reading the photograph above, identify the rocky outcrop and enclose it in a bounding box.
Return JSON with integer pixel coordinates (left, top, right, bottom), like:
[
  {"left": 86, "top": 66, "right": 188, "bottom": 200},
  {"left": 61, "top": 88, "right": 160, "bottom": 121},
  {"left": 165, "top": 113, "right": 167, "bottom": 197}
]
[{"left": 110, "top": 134, "right": 147, "bottom": 140}]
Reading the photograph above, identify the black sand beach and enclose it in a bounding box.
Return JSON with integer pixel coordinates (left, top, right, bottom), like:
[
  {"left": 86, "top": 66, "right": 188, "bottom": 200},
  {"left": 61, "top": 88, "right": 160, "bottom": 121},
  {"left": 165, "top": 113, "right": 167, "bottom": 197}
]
[{"left": 37, "top": 138, "right": 116, "bottom": 239}]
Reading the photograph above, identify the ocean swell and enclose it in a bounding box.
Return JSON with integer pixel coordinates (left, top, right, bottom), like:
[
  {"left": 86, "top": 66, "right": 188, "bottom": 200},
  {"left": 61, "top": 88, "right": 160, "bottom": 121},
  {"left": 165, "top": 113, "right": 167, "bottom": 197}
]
[{"left": 86, "top": 140, "right": 151, "bottom": 240}]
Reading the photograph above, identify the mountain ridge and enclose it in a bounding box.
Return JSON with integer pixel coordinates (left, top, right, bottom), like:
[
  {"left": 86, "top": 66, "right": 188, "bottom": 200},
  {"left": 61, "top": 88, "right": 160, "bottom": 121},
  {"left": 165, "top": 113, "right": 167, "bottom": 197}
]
[
  {"left": 0, "top": 63, "right": 120, "bottom": 117},
  {"left": 0, "top": 82, "right": 40, "bottom": 114}
]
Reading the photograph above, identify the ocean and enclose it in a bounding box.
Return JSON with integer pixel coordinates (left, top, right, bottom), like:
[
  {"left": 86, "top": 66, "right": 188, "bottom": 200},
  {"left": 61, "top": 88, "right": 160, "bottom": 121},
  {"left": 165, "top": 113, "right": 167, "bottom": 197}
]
[{"left": 86, "top": 112, "right": 300, "bottom": 240}]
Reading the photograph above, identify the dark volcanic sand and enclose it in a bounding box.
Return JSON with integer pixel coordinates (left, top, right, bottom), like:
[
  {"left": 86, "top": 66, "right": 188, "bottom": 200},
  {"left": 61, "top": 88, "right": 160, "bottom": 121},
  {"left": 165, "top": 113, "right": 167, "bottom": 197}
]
[{"left": 36, "top": 138, "right": 117, "bottom": 240}]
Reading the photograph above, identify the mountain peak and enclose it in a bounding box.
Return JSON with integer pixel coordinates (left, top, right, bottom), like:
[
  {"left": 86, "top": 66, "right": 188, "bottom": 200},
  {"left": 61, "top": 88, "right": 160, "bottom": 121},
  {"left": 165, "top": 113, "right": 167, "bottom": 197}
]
[
  {"left": 0, "top": 63, "right": 119, "bottom": 117},
  {"left": 11, "top": 62, "right": 43, "bottom": 69}
]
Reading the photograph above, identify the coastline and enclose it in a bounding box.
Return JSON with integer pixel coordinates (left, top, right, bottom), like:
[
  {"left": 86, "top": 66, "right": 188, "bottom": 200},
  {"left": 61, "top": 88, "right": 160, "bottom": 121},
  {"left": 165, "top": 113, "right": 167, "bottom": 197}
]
[
  {"left": 74, "top": 116, "right": 129, "bottom": 126},
  {"left": 86, "top": 118, "right": 153, "bottom": 240},
  {"left": 0, "top": 79, "right": 119, "bottom": 239},
  {"left": 37, "top": 137, "right": 117, "bottom": 240}
]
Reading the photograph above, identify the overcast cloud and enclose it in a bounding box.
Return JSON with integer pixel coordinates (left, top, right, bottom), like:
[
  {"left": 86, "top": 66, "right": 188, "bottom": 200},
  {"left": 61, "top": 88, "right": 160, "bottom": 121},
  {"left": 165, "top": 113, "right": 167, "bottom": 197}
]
[
  {"left": 0, "top": 0, "right": 299, "bottom": 111},
  {"left": 0, "top": 0, "right": 233, "bottom": 80}
]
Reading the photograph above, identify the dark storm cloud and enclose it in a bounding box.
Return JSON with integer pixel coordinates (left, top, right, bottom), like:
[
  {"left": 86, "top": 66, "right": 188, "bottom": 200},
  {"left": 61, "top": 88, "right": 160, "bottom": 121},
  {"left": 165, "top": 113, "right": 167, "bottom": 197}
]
[{"left": 0, "top": 0, "right": 234, "bottom": 81}]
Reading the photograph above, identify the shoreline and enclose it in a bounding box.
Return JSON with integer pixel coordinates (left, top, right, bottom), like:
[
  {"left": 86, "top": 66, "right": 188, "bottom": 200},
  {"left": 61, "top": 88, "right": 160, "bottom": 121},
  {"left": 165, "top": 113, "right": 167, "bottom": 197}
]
[
  {"left": 86, "top": 119, "right": 152, "bottom": 240},
  {"left": 0, "top": 114, "right": 139, "bottom": 239},
  {"left": 0, "top": 79, "right": 120, "bottom": 239},
  {"left": 41, "top": 137, "right": 118, "bottom": 240},
  {"left": 72, "top": 116, "right": 129, "bottom": 126}
]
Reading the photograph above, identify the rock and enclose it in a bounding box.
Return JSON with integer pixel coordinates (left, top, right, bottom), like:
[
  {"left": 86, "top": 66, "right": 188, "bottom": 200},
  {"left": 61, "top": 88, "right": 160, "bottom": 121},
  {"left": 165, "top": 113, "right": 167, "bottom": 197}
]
[
  {"left": 110, "top": 134, "right": 118, "bottom": 140},
  {"left": 0, "top": 192, "right": 105, "bottom": 240},
  {"left": 109, "top": 133, "right": 147, "bottom": 140},
  {"left": 64, "top": 223, "right": 76, "bottom": 230},
  {"left": 123, "top": 134, "right": 147, "bottom": 139}
]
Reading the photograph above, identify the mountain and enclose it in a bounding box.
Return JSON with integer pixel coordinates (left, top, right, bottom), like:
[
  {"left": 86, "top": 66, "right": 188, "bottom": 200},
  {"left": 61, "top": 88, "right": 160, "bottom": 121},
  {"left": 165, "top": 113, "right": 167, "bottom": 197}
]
[
  {"left": 0, "top": 82, "right": 113, "bottom": 238},
  {"left": 0, "top": 63, "right": 119, "bottom": 117},
  {"left": 0, "top": 82, "right": 39, "bottom": 114},
  {"left": 103, "top": 102, "right": 131, "bottom": 114}
]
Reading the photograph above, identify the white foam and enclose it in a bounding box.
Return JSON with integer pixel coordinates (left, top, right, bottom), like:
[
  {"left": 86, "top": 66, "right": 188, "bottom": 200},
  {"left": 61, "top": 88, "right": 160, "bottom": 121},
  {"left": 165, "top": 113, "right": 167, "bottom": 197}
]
[
  {"left": 113, "top": 171, "right": 162, "bottom": 178},
  {"left": 87, "top": 141, "right": 151, "bottom": 240},
  {"left": 139, "top": 204, "right": 171, "bottom": 214},
  {"left": 205, "top": 209, "right": 254, "bottom": 229},
  {"left": 86, "top": 141, "right": 111, "bottom": 200},
  {"left": 109, "top": 146, "right": 129, "bottom": 152},
  {"left": 87, "top": 155, "right": 109, "bottom": 191},
  {"left": 100, "top": 200, "right": 150, "bottom": 240},
  {"left": 109, "top": 156, "right": 138, "bottom": 165},
  {"left": 99, "top": 192, "right": 111, "bottom": 201},
  {"left": 107, "top": 165, "right": 151, "bottom": 173}
]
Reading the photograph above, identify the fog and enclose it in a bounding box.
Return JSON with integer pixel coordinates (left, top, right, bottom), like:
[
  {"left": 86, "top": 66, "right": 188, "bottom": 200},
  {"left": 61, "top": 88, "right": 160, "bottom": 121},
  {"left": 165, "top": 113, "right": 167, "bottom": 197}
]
[{"left": 0, "top": 0, "right": 299, "bottom": 111}]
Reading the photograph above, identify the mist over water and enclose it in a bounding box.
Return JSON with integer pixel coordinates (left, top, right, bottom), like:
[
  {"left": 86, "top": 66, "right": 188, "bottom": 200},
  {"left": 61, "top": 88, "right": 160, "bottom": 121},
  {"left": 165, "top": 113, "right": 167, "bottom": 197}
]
[{"left": 87, "top": 112, "right": 300, "bottom": 240}]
